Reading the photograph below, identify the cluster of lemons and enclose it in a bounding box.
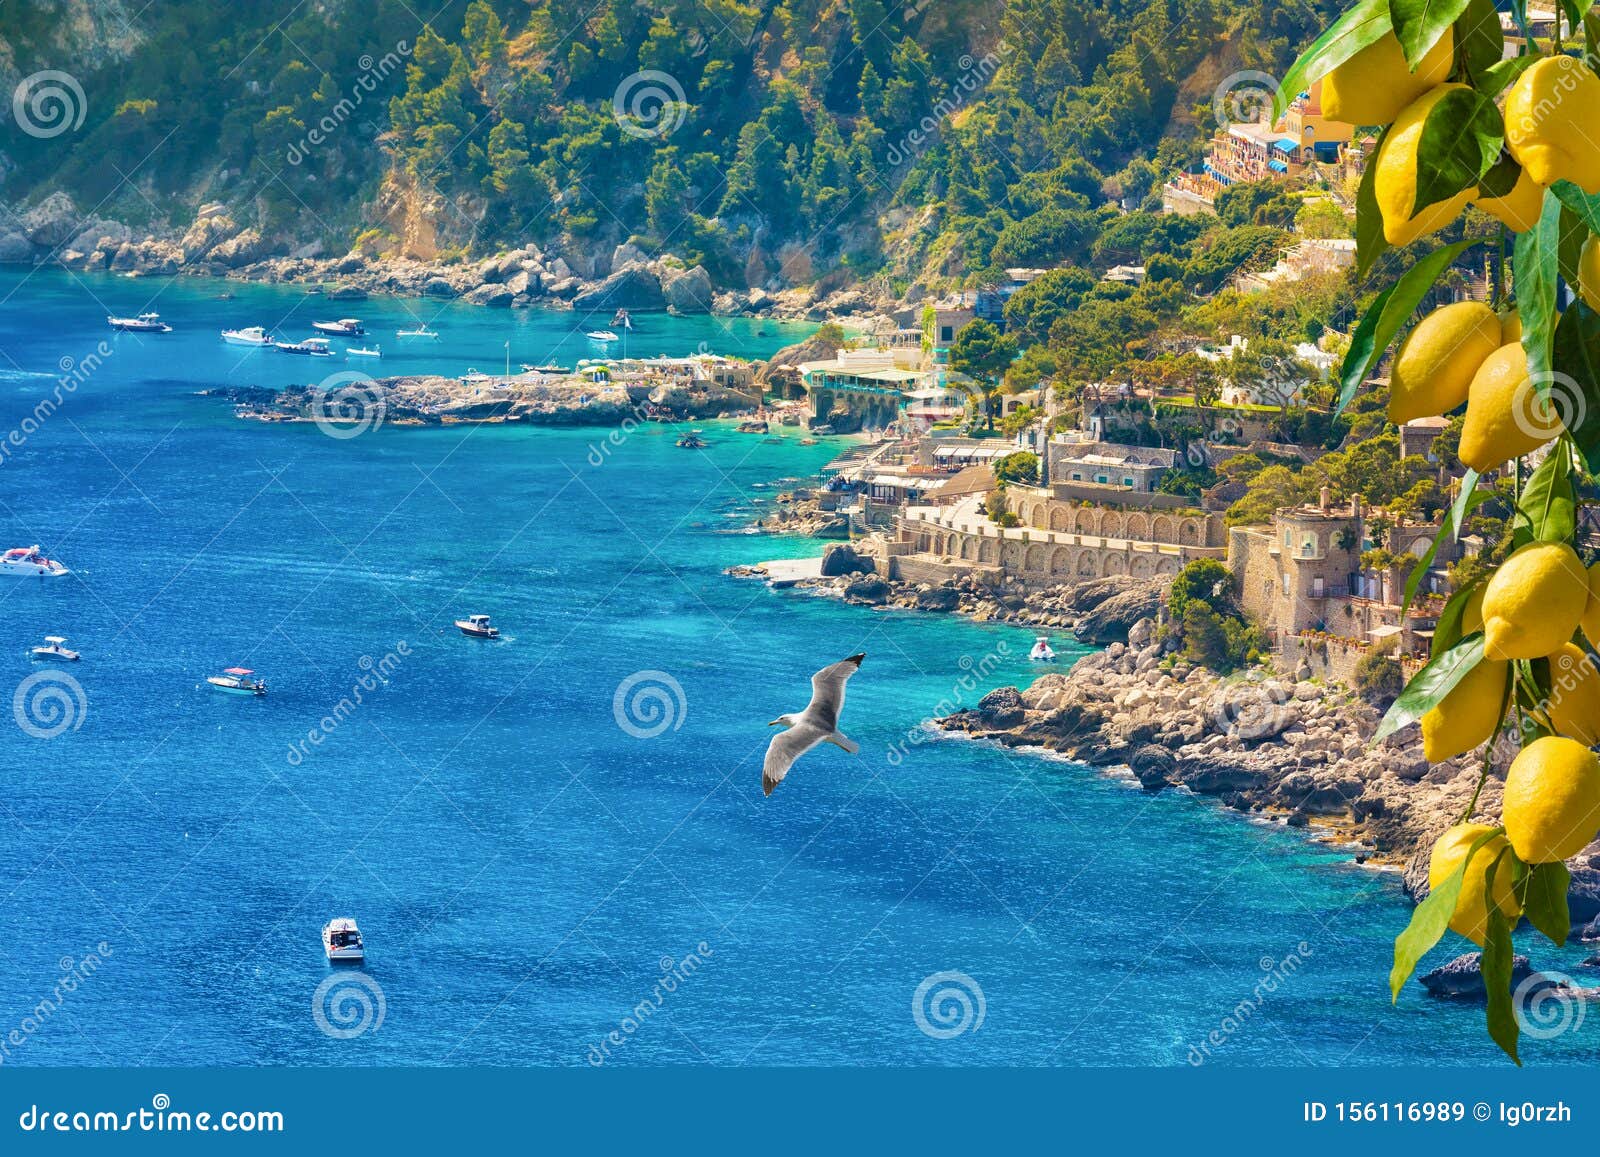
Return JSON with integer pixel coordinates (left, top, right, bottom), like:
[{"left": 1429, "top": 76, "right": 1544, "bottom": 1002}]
[
  {"left": 1322, "top": 32, "right": 1600, "bottom": 947},
  {"left": 1324, "top": 31, "right": 1600, "bottom": 242}
]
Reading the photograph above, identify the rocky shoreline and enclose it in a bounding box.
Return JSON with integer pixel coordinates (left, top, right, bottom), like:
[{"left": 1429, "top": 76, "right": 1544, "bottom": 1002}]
[
  {"left": 0, "top": 193, "right": 899, "bottom": 327},
  {"left": 204, "top": 373, "right": 763, "bottom": 429},
  {"left": 735, "top": 541, "right": 1600, "bottom": 936}
]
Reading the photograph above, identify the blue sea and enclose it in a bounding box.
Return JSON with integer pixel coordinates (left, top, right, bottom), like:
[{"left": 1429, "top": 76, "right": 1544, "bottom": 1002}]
[{"left": 0, "top": 268, "right": 1592, "bottom": 1067}]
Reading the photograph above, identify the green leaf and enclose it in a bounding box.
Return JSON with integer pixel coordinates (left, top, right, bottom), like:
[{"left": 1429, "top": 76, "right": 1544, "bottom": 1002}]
[
  {"left": 1476, "top": 154, "right": 1522, "bottom": 201},
  {"left": 1480, "top": 53, "right": 1542, "bottom": 95},
  {"left": 1553, "top": 303, "right": 1600, "bottom": 473},
  {"left": 1431, "top": 576, "right": 1482, "bottom": 658},
  {"left": 1562, "top": 0, "right": 1597, "bottom": 28},
  {"left": 1510, "top": 440, "right": 1576, "bottom": 549},
  {"left": 1390, "top": 0, "right": 1473, "bottom": 66},
  {"left": 1335, "top": 238, "right": 1482, "bottom": 418},
  {"left": 1276, "top": 0, "right": 1393, "bottom": 117},
  {"left": 1375, "top": 632, "right": 1485, "bottom": 742},
  {"left": 1355, "top": 139, "right": 1391, "bottom": 281},
  {"left": 1413, "top": 86, "right": 1505, "bottom": 215},
  {"left": 1516, "top": 189, "right": 1563, "bottom": 384},
  {"left": 1521, "top": 860, "right": 1572, "bottom": 946},
  {"left": 1482, "top": 857, "right": 1522, "bottom": 1065},
  {"left": 1403, "top": 469, "right": 1489, "bottom": 614},
  {"left": 1554, "top": 179, "right": 1600, "bottom": 233},
  {"left": 1559, "top": 204, "right": 1589, "bottom": 287},
  {"left": 1390, "top": 827, "right": 1503, "bottom": 1001},
  {"left": 1456, "top": 0, "right": 1507, "bottom": 80}
]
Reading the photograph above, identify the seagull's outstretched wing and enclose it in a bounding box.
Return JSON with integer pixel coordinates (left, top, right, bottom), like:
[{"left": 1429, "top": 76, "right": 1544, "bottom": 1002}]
[
  {"left": 802, "top": 653, "right": 865, "bottom": 731},
  {"left": 764, "top": 722, "right": 825, "bottom": 796}
]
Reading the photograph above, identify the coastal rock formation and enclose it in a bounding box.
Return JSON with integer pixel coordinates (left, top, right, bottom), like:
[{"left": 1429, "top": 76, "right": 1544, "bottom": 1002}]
[
  {"left": 1418, "top": 953, "right": 1537, "bottom": 999},
  {"left": 819, "top": 543, "right": 875, "bottom": 577},
  {"left": 1073, "top": 579, "right": 1172, "bottom": 644},
  {"left": 662, "top": 265, "right": 715, "bottom": 314},
  {"left": 571, "top": 266, "right": 666, "bottom": 312}
]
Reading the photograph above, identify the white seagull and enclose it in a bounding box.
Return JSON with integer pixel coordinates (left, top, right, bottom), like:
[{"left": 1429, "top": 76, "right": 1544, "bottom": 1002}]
[{"left": 763, "top": 653, "right": 865, "bottom": 797}]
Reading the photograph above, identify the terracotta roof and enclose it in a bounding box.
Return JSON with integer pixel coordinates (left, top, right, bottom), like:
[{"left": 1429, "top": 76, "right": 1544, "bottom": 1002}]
[{"left": 938, "top": 464, "right": 997, "bottom": 499}]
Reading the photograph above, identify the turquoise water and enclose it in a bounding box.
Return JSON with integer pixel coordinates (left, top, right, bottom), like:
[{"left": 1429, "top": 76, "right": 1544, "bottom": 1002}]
[{"left": 0, "top": 269, "right": 1591, "bottom": 1067}]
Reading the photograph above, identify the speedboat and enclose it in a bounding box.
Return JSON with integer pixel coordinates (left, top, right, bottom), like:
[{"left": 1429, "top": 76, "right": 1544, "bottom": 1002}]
[
  {"left": 676, "top": 432, "right": 707, "bottom": 448},
  {"left": 346, "top": 346, "right": 381, "bottom": 359},
  {"left": 460, "top": 368, "right": 491, "bottom": 384},
  {"left": 586, "top": 329, "right": 619, "bottom": 342},
  {"left": 1028, "top": 636, "right": 1057, "bottom": 662},
  {"left": 322, "top": 918, "right": 365, "bottom": 963},
  {"left": 454, "top": 614, "right": 500, "bottom": 639},
  {"left": 207, "top": 667, "right": 266, "bottom": 696},
  {"left": 30, "top": 636, "right": 79, "bottom": 662},
  {"left": 108, "top": 312, "right": 171, "bottom": 333},
  {"left": 312, "top": 318, "right": 366, "bottom": 337},
  {"left": 2, "top": 546, "right": 69, "bottom": 577},
  {"left": 221, "top": 326, "right": 274, "bottom": 346},
  {"left": 396, "top": 325, "right": 439, "bottom": 339},
  {"left": 275, "top": 337, "right": 333, "bottom": 356}
]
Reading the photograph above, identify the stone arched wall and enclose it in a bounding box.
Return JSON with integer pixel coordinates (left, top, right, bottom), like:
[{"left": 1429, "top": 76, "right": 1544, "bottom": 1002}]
[
  {"left": 1077, "top": 551, "right": 1097, "bottom": 576},
  {"left": 1125, "top": 512, "right": 1148, "bottom": 541},
  {"left": 1180, "top": 520, "right": 1198, "bottom": 545},
  {"left": 1050, "top": 506, "right": 1070, "bottom": 533},
  {"left": 1073, "top": 509, "right": 1095, "bottom": 535},
  {"left": 1131, "top": 553, "right": 1154, "bottom": 578},
  {"left": 1051, "top": 546, "right": 1072, "bottom": 575},
  {"left": 979, "top": 537, "right": 997, "bottom": 565},
  {"left": 1101, "top": 511, "right": 1124, "bottom": 539},
  {"left": 1152, "top": 515, "right": 1174, "bottom": 543},
  {"left": 1156, "top": 555, "right": 1182, "bottom": 576},
  {"left": 1103, "top": 553, "right": 1127, "bottom": 576}
]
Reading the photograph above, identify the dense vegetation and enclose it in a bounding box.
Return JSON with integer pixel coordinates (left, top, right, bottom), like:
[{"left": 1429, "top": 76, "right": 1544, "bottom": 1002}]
[{"left": 3, "top": 0, "right": 1341, "bottom": 290}]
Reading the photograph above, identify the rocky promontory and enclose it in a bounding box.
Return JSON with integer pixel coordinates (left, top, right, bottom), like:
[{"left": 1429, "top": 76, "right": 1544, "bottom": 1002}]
[{"left": 937, "top": 623, "right": 1600, "bottom": 928}]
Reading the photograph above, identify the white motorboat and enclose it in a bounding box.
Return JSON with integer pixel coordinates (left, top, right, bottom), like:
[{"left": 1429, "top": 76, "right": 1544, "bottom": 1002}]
[
  {"left": 454, "top": 614, "right": 500, "bottom": 639},
  {"left": 2, "top": 546, "right": 69, "bottom": 577},
  {"left": 396, "top": 325, "right": 439, "bottom": 339},
  {"left": 108, "top": 312, "right": 171, "bottom": 333},
  {"left": 312, "top": 318, "right": 366, "bottom": 337},
  {"left": 30, "top": 636, "right": 79, "bottom": 662},
  {"left": 322, "top": 918, "right": 365, "bottom": 963},
  {"left": 460, "top": 368, "right": 491, "bottom": 384},
  {"left": 346, "top": 346, "right": 382, "bottom": 359},
  {"left": 207, "top": 667, "right": 266, "bottom": 696},
  {"left": 1028, "top": 636, "right": 1057, "bottom": 662},
  {"left": 221, "top": 326, "right": 274, "bottom": 346},
  {"left": 275, "top": 337, "right": 333, "bottom": 356},
  {"left": 586, "top": 329, "right": 619, "bottom": 342}
]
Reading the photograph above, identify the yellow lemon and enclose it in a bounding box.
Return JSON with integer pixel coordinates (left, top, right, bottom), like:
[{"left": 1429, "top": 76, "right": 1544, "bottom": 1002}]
[
  {"left": 1580, "top": 234, "right": 1600, "bottom": 314},
  {"left": 1503, "top": 735, "right": 1600, "bottom": 863},
  {"left": 1322, "top": 29, "right": 1455, "bottom": 126},
  {"left": 1376, "top": 85, "right": 1477, "bottom": 246},
  {"left": 1388, "top": 302, "right": 1502, "bottom": 424},
  {"left": 1458, "top": 342, "right": 1560, "bottom": 472},
  {"left": 1481, "top": 541, "right": 1589, "bottom": 660},
  {"left": 1421, "top": 658, "right": 1508, "bottom": 760},
  {"left": 1498, "top": 309, "right": 1522, "bottom": 347},
  {"left": 1545, "top": 642, "right": 1600, "bottom": 746},
  {"left": 1505, "top": 55, "right": 1600, "bottom": 193},
  {"left": 1428, "top": 823, "right": 1521, "bottom": 945},
  {"left": 1474, "top": 165, "right": 1546, "bottom": 233},
  {"left": 1582, "top": 561, "right": 1600, "bottom": 648}
]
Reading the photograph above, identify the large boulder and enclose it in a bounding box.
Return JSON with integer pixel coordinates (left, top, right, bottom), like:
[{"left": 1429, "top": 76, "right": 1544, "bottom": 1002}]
[
  {"left": 327, "top": 283, "right": 368, "bottom": 301},
  {"left": 463, "top": 283, "right": 515, "bottom": 307},
  {"left": 1074, "top": 578, "right": 1171, "bottom": 645},
  {"left": 422, "top": 276, "right": 458, "bottom": 298},
  {"left": 662, "top": 264, "right": 715, "bottom": 314},
  {"left": 0, "top": 232, "right": 34, "bottom": 263},
  {"left": 209, "top": 228, "right": 265, "bottom": 268},
  {"left": 976, "top": 687, "right": 1026, "bottom": 729},
  {"left": 20, "top": 192, "right": 81, "bottom": 248},
  {"left": 572, "top": 266, "right": 665, "bottom": 312},
  {"left": 915, "top": 585, "right": 961, "bottom": 612},
  {"left": 1418, "top": 952, "right": 1537, "bottom": 999},
  {"left": 842, "top": 576, "right": 890, "bottom": 605},
  {"left": 820, "top": 543, "right": 874, "bottom": 577},
  {"left": 1129, "top": 744, "right": 1176, "bottom": 791},
  {"left": 179, "top": 213, "right": 239, "bottom": 262}
]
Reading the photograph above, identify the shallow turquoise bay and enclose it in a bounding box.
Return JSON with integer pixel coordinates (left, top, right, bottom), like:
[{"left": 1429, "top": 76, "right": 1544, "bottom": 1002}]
[{"left": 0, "top": 269, "right": 1590, "bottom": 1066}]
